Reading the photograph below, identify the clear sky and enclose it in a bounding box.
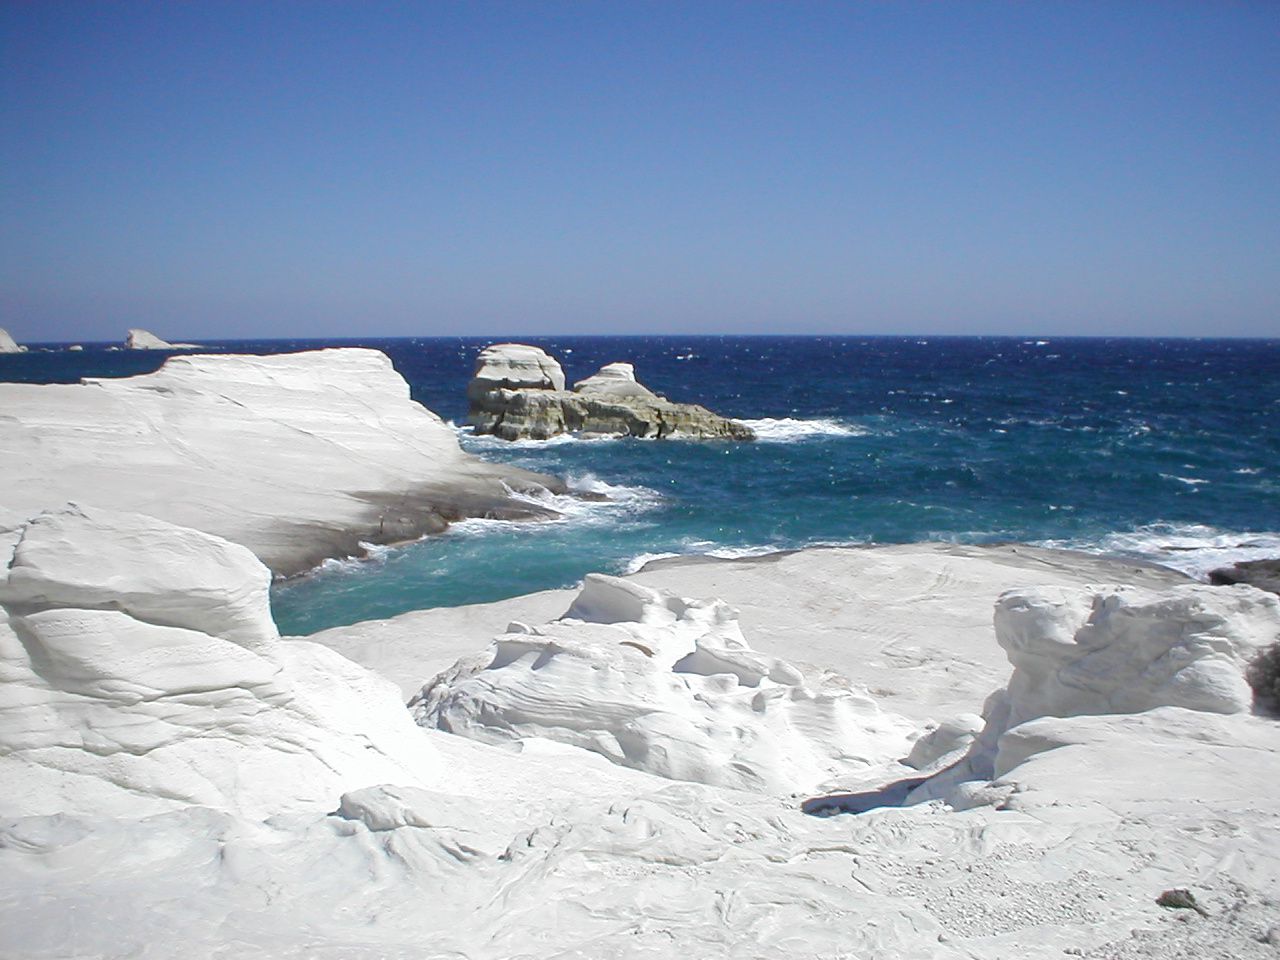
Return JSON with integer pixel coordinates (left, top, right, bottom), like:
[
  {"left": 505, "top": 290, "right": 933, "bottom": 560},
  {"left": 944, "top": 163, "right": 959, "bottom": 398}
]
[{"left": 2, "top": 1, "right": 1277, "bottom": 341}]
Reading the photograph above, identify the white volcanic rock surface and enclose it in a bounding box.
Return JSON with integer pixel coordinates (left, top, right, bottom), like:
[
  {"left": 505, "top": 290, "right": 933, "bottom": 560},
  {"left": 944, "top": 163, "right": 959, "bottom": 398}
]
[
  {"left": 994, "top": 583, "right": 1276, "bottom": 724},
  {"left": 2, "top": 523, "right": 1279, "bottom": 959},
  {"left": 573, "top": 361, "right": 658, "bottom": 398},
  {"left": 0, "top": 348, "right": 561, "bottom": 575},
  {"left": 413, "top": 573, "right": 917, "bottom": 794},
  {"left": 908, "top": 580, "right": 1280, "bottom": 805},
  {"left": 124, "top": 328, "right": 200, "bottom": 349},
  {"left": 2, "top": 504, "right": 1280, "bottom": 960},
  {"left": 0, "top": 327, "right": 24, "bottom": 353},
  {"left": 467, "top": 342, "right": 566, "bottom": 393},
  {"left": 308, "top": 543, "right": 1192, "bottom": 715},
  {"left": 0, "top": 505, "right": 443, "bottom": 820}
]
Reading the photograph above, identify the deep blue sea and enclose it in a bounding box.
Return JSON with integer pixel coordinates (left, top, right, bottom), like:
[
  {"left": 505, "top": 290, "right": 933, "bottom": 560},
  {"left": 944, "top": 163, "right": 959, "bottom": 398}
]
[{"left": 4, "top": 335, "right": 1279, "bottom": 636}]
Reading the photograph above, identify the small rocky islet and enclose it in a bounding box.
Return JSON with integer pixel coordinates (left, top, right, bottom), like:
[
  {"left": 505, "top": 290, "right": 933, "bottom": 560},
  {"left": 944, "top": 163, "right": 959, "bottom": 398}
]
[{"left": 466, "top": 342, "right": 756, "bottom": 441}]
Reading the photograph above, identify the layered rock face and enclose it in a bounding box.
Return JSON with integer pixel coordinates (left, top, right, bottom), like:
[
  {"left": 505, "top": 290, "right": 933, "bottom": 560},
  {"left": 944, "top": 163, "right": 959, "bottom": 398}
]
[
  {"left": 0, "top": 505, "right": 443, "bottom": 819},
  {"left": 0, "top": 327, "right": 24, "bottom": 353},
  {"left": 0, "top": 348, "right": 564, "bottom": 575},
  {"left": 467, "top": 343, "right": 755, "bottom": 441},
  {"left": 412, "top": 573, "right": 913, "bottom": 793}
]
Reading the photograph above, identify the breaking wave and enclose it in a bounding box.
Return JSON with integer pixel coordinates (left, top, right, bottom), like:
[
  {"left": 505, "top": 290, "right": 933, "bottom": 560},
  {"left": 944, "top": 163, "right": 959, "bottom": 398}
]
[
  {"left": 739, "top": 417, "right": 868, "bottom": 442},
  {"left": 1033, "top": 523, "right": 1280, "bottom": 579}
]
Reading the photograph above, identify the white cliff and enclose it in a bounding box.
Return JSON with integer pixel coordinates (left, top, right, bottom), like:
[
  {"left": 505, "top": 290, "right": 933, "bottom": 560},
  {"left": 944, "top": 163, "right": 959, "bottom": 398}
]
[
  {"left": 125, "top": 328, "right": 200, "bottom": 349},
  {"left": 0, "top": 327, "right": 25, "bottom": 353},
  {"left": 0, "top": 348, "right": 564, "bottom": 575},
  {"left": 0, "top": 505, "right": 443, "bottom": 820}
]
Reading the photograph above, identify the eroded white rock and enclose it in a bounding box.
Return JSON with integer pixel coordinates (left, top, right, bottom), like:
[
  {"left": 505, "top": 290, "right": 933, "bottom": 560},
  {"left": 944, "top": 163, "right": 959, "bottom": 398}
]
[
  {"left": 573, "top": 362, "right": 657, "bottom": 399},
  {"left": 911, "top": 582, "right": 1280, "bottom": 803},
  {"left": 0, "top": 505, "right": 443, "bottom": 819},
  {"left": 468, "top": 342, "right": 566, "bottom": 394},
  {"left": 124, "top": 328, "right": 199, "bottom": 349},
  {"left": 0, "top": 348, "right": 561, "bottom": 574},
  {"left": 412, "top": 573, "right": 914, "bottom": 794},
  {"left": 0, "top": 327, "right": 24, "bottom": 353},
  {"left": 994, "top": 583, "right": 1276, "bottom": 724}
]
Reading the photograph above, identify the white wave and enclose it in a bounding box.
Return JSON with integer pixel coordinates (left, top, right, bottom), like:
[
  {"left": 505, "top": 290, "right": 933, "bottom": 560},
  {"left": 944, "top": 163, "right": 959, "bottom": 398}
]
[
  {"left": 458, "top": 428, "right": 620, "bottom": 449},
  {"left": 739, "top": 417, "right": 868, "bottom": 441},
  {"left": 622, "top": 537, "right": 871, "bottom": 574},
  {"left": 313, "top": 541, "right": 394, "bottom": 574},
  {"left": 1160, "top": 473, "right": 1211, "bottom": 486},
  {"left": 444, "top": 515, "right": 529, "bottom": 537},
  {"left": 483, "top": 477, "right": 664, "bottom": 531},
  {"left": 621, "top": 544, "right": 783, "bottom": 575},
  {"left": 564, "top": 472, "right": 662, "bottom": 507},
  {"left": 622, "top": 551, "right": 682, "bottom": 574},
  {"left": 1033, "top": 523, "right": 1280, "bottom": 579}
]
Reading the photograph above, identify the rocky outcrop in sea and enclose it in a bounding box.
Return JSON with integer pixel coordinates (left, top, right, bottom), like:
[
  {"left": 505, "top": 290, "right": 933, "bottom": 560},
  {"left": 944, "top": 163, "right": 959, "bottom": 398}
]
[
  {"left": 0, "top": 328, "right": 25, "bottom": 353},
  {"left": 467, "top": 343, "right": 756, "bottom": 441},
  {"left": 125, "top": 328, "right": 200, "bottom": 349}
]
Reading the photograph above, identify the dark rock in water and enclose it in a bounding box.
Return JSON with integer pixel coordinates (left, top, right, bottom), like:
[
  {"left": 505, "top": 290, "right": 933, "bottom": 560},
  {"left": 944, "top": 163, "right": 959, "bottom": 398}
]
[
  {"left": 467, "top": 344, "right": 755, "bottom": 442},
  {"left": 1208, "top": 559, "right": 1280, "bottom": 596}
]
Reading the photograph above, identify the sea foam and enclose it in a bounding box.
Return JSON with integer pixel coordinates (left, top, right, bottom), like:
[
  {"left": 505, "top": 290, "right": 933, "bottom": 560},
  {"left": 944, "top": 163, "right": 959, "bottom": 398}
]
[{"left": 1034, "top": 523, "right": 1280, "bottom": 580}]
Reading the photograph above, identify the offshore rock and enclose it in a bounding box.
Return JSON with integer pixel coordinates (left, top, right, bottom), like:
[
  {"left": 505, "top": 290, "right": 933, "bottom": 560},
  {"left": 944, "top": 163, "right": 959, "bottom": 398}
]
[
  {"left": 468, "top": 344, "right": 755, "bottom": 441},
  {"left": 0, "top": 328, "right": 25, "bottom": 353},
  {"left": 125, "top": 328, "right": 200, "bottom": 349}
]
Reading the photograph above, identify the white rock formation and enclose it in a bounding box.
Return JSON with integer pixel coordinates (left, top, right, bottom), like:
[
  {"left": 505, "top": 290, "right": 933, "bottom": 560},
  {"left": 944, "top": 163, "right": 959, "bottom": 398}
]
[
  {"left": 0, "top": 348, "right": 562, "bottom": 574},
  {"left": 910, "top": 582, "right": 1280, "bottom": 804},
  {"left": 467, "top": 342, "right": 566, "bottom": 395},
  {"left": 995, "top": 583, "right": 1275, "bottom": 723},
  {"left": 467, "top": 344, "right": 755, "bottom": 441},
  {"left": 125, "top": 328, "right": 199, "bottom": 349},
  {"left": 413, "top": 573, "right": 915, "bottom": 794},
  {"left": 3, "top": 536, "right": 1280, "bottom": 958},
  {"left": 573, "top": 361, "right": 657, "bottom": 399},
  {"left": 319, "top": 543, "right": 1191, "bottom": 712},
  {"left": 0, "top": 505, "right": 443, "bottom": 820},
  {"left": 0, "top": 327, "right": 25, "bottom": 353}
]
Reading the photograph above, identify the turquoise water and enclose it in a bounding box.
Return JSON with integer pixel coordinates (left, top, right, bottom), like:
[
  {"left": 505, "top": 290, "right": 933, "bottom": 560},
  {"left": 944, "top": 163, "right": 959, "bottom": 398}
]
[
  {"left": 271, "top": 335, "right": 1280, "bottom": 634},
  {"left": 5, "top": 335, "right": 1279, "bottom": 635}
]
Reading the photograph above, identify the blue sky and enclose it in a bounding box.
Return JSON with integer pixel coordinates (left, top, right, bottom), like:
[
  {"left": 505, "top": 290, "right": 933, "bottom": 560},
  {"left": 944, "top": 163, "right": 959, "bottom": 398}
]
[{"left": 2, "top": 1, "right": 1277, "bottom": 341}]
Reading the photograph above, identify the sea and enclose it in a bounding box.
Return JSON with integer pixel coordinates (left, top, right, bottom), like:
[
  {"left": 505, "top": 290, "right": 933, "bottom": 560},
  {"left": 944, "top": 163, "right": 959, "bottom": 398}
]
[{"left": 4, "top": 335, "right": 1278, "bottom": 636}]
